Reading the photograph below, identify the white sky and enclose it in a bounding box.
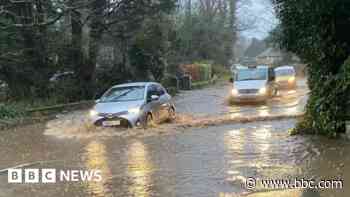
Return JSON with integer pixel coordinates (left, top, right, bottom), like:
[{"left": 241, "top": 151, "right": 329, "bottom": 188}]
[{"left": 237, "top": 0, "right": 279, "bottom": 39}]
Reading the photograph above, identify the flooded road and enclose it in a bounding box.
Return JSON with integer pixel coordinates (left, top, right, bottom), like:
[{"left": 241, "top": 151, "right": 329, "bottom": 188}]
[
  {"left": 0, "top": 78, "right": 348, "bottom": 197},
  {"left": 175, "top": 78, "right": 308, "bottom": 118},
  {"left": 0, "top": 120, "right": 349, "bottom": 197}
]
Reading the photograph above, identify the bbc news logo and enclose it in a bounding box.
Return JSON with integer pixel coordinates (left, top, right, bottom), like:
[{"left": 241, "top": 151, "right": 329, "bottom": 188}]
[{"left": 8, "top": 169, "right": 102, "bottom": 183}]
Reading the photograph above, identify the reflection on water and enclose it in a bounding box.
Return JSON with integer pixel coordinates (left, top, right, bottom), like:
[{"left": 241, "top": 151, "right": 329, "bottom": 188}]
[
  {"left": 257, "top": 106, "right": 270, "bottom": 117},
  {"left": 225, "top": 129, "right": 244, "bottom": 152},
  {"left": 284, "top": 105, "right": 299, "bottom": 115},
  {"left": 223, "top": 121, "right": 302, "bottom": 192},
  {"left": 3, "top": 118, "right": 350, "bottom": 197},
  {"left": 84, "top": 140, "right": 112, "bottom": 197},
  {"left": 254, "top": 126, "right": 271, "bottom": 153},
  {"left": 126, "top": 141, "right": 153, "bottom": 197}
]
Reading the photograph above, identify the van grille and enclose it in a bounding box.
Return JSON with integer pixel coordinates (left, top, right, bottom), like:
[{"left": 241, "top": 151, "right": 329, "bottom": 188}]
[{"left": 239, "top": 89, "right": 259, "bottom": 94}]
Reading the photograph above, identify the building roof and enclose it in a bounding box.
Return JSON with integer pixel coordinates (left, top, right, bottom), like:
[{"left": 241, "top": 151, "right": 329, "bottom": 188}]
[{"left": 257, "top": 48, "right": 283, "bottom": 58}]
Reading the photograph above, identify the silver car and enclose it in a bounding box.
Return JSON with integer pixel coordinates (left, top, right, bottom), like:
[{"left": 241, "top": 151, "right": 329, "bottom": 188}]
[{"left": 89, "top": 82, "right": 176, "bottom": 128}]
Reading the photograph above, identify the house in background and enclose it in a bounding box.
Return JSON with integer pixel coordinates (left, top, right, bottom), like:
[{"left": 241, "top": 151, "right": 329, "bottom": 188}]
[{"left": 256, "top": 47, "right": 283, "bottom": 66}]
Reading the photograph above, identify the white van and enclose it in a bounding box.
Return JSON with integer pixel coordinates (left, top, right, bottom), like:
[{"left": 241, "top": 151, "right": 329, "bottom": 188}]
[{"left": 230, "top": 66, "right": 278, "bottom": 103}]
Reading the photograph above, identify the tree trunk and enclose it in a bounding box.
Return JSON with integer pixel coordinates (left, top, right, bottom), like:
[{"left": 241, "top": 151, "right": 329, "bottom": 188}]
[
  {"left": 69, "top": 0, "right": 105, "bottom": 99},
  {"left": 227, "top": 0, "right": 237, "bottom": 65}
]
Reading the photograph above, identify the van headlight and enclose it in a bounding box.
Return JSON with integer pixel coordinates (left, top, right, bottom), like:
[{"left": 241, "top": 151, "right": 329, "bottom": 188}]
[
  {"left": 89, "top": 109, "right": 98, "bottom": 117},
  {"left": 128, "top": 107, "right": 140, "bottom": 114},
  {"left": 259, "top": 87, "right": 267, "bottom": 95},
  {"left": 232, "top": 88, "right": 239, "bottom": 95}
]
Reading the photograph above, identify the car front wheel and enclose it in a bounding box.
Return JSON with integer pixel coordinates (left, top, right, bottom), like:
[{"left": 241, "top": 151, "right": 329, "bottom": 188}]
[
  {"left": 145, "top": 113, "right": 155, "bottom": 128},
  {"left": 168, "top": 107, "right": 176, "bottom": 121}
]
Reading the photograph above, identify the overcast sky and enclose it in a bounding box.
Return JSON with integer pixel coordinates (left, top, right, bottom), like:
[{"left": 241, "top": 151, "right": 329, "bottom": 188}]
[{"left": 237, "top": 0, "right": 279, "bottom": 39}]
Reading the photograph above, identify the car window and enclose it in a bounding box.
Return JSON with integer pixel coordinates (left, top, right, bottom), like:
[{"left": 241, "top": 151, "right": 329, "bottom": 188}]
[
  {"left": 157, "top": 85, "right": 165, "bottom": 96},
  {"left": 100, "top": 86, "right": 145, "bottom": 102},
  {"left": 147, "top": 85, "right": 158, "bottom": 98},
  {"left": 275, "top": 69, "right": 295, "bottom": 76},
  {"left": 235, "top": 68, "right": 267, "bottom": 81}
]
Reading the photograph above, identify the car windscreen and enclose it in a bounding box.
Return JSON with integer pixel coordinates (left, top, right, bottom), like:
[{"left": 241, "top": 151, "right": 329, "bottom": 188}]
[
  {"left": 275, "top": 69, "right": 295, "bottom": 76},
  {"left": 100, "top": 86, "right": 145, "bottom": 102},
  {"left": 236, "top": 69, "right": 267, "bottom": 81}
]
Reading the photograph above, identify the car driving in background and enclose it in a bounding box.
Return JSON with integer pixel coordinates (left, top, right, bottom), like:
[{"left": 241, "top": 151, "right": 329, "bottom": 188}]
[
  {"left": 89, "top": 82, "right": 176, "bottom": 128},
  {"left": 274, "top": 66, "right": 297, "bottom": 89},
  {"left": 230, "top": 65, "right": 278, "bottom": 103}
]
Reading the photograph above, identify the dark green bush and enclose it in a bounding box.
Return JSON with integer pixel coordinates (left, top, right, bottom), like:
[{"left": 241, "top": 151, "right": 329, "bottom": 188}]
[
  {"left": 297, "top": 57, "right": 350, "bottom": 136},
  {"left": 212, "top": 64, "right": 230, "bottom": 77},
  {"left": 0, "top": 104, "right": 25, "bottom": 120}
]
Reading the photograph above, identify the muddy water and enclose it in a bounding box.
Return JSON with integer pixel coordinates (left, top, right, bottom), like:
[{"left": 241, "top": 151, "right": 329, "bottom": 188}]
[
  {"left": 0, "top": 119, "right": 349, "bottom": 197},
  {"left": 0, "top": 79, "right": 349, "bottom": 197},
  {"left": 175, "top": 79, "right": 308, "bottom": 119}
]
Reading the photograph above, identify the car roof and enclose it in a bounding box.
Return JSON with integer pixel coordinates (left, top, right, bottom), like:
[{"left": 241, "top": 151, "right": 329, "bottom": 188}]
[
  {"left": 275, "top": 66, "right": 295, "bottom": 71},
  {"left": 237, "top": 65, "right": 268, "bottom": 70},
  {"left": 111, "top": 82, "right": 159, "bottom": 88}
]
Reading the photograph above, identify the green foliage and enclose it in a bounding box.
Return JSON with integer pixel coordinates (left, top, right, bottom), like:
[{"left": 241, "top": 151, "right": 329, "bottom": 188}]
[
  {"left": 212, "top": 64, "right": 231, "bottom": 78},
  {"left": 128, "top": 13, "right": 173, "bottom": 82},
  {"left": 173, "top": 1, "right": 237, "bottom": 66},
  {"left": 161, "top": 74, "right": 178, "bottom": 88},
  {"left": 198, "top": 63, "right": 212, "bottom": 81},
  {"left": 0, "top": 105, "right": 25, "bottom": 120},
  {"left": 299, "top": 58, "right": 350, "bottom": 136},
  {"left": 95, "top": 65, "right": 133, "bottom": 98},
  {"left": 273, "top": 0, "right": 350, "bottom": 135},
  {"left": 0, "top": 0, "right": 177, "bottom": 103}
]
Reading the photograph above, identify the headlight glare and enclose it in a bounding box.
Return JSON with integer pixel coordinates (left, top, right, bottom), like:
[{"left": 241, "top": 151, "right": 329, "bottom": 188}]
[
  {"left": 128, "top": 108, "right": 140, "bottom": 114},
  {"left": 89, "top": 110, "right": 98, "bottom": 117},
  {"left": 259, "top": 87, "right": 267, "bottom": 95},
  {"left": 232, "top": 88, "right": 239, "bottom": 95},
  {"left": 288, "top": 76, "right": 296, "bottom": 83}
]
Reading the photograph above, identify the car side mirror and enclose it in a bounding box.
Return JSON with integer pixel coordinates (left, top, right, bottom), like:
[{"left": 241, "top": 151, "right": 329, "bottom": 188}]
[
  {"left": 229, "top": 78, "right": 233, "bottom": 83},
  {"left": 148, "top": 95, "right": 159, "bottom": 102},
  {"left": 151, "top": 95, "right": 159, "bottom": 101}
]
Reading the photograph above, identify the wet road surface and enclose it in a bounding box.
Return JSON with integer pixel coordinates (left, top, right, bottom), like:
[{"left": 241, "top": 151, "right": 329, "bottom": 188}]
[
  {"left": 175, "top": 79, "right": 308, "bottom": 118},
  {"left": 0, "top": 78, "right": 349, "bottom": 197}
]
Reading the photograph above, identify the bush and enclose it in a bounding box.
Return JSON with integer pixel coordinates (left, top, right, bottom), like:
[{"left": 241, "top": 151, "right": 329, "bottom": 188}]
[
  {"left": 180, "top": 63, "right": 214, "bottom": 82},
  {"left": 0, "top": 104, "right": 25, "bottom": 120},
  {"left": 212, "top": 64, "right": 230, "bottom": 77},
  {"left": 297, "top": 57, "right": 350, "bottom": 136},
  {"left": 161, "top": 74, "right": 179, "bottom": 88},
  {"left": 197, "top": 63, "right": 212, "bottom": 81},
  {"left": 95, "top": 65, "right": 133, "bottom": 98}
]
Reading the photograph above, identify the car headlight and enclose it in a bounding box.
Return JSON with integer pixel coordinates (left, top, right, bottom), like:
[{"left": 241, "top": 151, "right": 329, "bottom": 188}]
[
  {"left": 259, "top": 87, "right": 267, "bottom": 95},
  {"left": 288, "top": 76, "right": 296, "bottom": 83},
  {"left": 89, "top": 109, "right": 98, "bottom": 117},
  {"left": 232, "top": 88, "right": 239, "bottom": 95},
  {"left": 128, "top": 107, "right": 140, "bottom": 114}
]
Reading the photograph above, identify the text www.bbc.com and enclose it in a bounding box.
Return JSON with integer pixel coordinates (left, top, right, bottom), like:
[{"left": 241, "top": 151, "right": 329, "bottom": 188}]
[{"left": 245, "top": 177, "right": 344, "bottom": 190}]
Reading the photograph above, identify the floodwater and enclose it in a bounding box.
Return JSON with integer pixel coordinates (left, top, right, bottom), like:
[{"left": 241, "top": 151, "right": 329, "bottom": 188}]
[
  {"left": 174, "top": 79, "right": 308, "bottom": 118},
  {"left": 0, "top": 78, "right": 349, "bottom": 197}
]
